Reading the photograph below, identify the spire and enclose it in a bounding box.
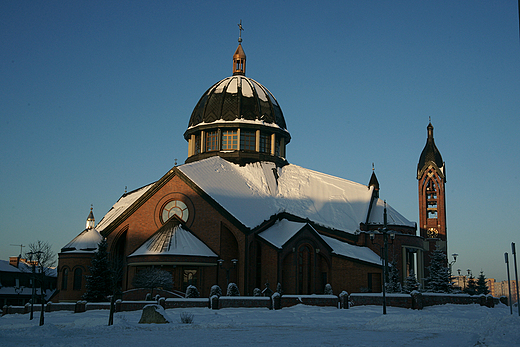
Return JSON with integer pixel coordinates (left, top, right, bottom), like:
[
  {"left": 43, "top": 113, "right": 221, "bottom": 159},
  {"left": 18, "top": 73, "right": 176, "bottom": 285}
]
[
  {"left": 233, "top": 20, "right": 246, "bottom": 75},
  {"left": 368, "top": 163, "right": 380, "bottom": 198},
  {"left": 86, "top": 205, "right": 95, "bottom": 229},
  {"left": 417, "top": 121, "right": 445, "bottom": 180}
]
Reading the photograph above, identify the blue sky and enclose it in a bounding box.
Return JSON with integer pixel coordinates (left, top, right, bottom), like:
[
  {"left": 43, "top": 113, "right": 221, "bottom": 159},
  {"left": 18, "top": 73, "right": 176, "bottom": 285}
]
[{"left": 1, "top": 1, "right": 519, "bottom": 282}]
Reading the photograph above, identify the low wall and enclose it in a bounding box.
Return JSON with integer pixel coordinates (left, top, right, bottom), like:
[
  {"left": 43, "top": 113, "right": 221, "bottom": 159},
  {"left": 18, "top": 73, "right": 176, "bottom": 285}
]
[
  {"left": 1, "top": 292, "right": 500, "bottom": 316},
  {"left": 281, "top": 295, "right": 339, "bottom": 308},
  {"left": 349, "top": 292, "right": 497, "bottom": 309},
  {"left": 218, "top": 296, "right": 271, "bottom": 309}
]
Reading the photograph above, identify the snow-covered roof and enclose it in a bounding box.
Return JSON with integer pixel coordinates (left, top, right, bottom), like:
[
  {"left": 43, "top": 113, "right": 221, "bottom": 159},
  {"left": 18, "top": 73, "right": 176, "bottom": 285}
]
[
  {"left": 258, "top": 219, "right": 382, "bottom": 266},
  {"left": 258, "top": 219, "right": 308, "bottom": 248},
  {"left": 179, "top": 157, "right": 414, "bottom": 232},
  {"left": 320, "top": 235, "right": 381, "bottom": 266},
  {"left": 0, "top": 260, "right": 21, "bottom": 273},
  {"left": 367, "top": 199, "right": 415, "bottom": 227},
  {"left": 96, "top": 183, "right": 154, "bottom": 232},
  {"left": 61, "top": 228, "right": 103, "bottom": 254},
  {"left": 129, "top": 223, "right": 217, "bottom": 258},
  {"left": 0, "top": 260, "right": 57, "bottom": 277}
]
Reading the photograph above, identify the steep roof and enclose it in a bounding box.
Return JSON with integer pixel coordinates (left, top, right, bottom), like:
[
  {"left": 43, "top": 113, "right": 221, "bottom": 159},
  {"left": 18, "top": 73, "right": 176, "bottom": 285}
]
[
  {"left": 179, "top": 156, "right": 414, "bottom": 232},
  {"left": 129, "top": 220, "right": 217, "bottom": 258},
  {"left": 60, "top": 227, "right": 103, "bottom": 253},
  {"left": 258, "top": 219, "right": 381, "bottom": 266}
]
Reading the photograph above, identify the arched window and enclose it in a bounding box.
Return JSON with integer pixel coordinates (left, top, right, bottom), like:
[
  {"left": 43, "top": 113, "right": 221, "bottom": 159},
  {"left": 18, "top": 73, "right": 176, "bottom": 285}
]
[
  {"left": 61, "top": 268, "right": 68, "bottom": 290},
  {"left": 73, "top": 268, "right": 82, "bottom": 290}
]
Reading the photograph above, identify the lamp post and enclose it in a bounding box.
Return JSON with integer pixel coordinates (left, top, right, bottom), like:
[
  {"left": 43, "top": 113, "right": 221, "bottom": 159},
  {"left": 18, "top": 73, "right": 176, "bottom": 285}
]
[
  {"left": 26, "top": 251, "right": 38, "bottom": 320},
  {"left": 370, "top": 201, "right": 394, "bottom": 315},
  {"left": 512, "top": 243, "right": 519, "bottom": 316},
  {"left": 218, "top": 258, "right": 238, "bottom": 287},
  {"left": 505, "top": 252, "right": 513, "bottom": 315},
  {"left": 449, "top": 253, "right": 458, "bottom": 283}
]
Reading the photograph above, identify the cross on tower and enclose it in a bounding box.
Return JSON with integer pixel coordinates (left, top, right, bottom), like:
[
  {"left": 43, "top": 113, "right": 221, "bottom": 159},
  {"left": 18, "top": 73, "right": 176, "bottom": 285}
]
[{"left": 238, "top": 20, "right": 244, "bottom": 43}]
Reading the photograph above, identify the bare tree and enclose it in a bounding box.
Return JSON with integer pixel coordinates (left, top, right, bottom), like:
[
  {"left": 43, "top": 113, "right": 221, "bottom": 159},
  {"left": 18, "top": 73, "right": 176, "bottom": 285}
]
[
  {"left": 132, "top": 267, "right": 173, "bottom": 298},
  {"left": 24, "top": 240, "right": 56, "bottom": 275},
  {"left": 24, "top": 240, "right": 56, "bottom": 326}
]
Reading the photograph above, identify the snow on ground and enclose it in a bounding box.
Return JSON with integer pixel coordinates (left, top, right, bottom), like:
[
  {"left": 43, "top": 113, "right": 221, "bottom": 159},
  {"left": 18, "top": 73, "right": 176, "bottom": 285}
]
[{"left": 1, "top": 303, "right": 518, "bottom": 346}]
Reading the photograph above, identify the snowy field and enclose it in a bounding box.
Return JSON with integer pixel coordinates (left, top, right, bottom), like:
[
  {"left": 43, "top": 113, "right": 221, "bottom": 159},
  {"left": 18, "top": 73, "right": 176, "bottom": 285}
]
[{"left": 1, "top": 303, "right": 519, "bottom": 346}]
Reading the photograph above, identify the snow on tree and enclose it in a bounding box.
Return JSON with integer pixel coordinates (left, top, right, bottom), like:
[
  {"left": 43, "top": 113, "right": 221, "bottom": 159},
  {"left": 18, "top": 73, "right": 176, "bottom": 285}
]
[
  {"left": 276, "top": 282, "right": 283, "bottom": 295},
  {"left": 185, "top": 285, "right": 200, "bottom": 298},
  {"left": 227, "top": 282, "right": 240, "bottom": 296},
  {"left": 464, "top": 275, "right": 477, "bottom": 295},
  {"left": 476, "top": 272, "right": 490, "bottom": 295},
  {"left": 386, "top": 260, "right": 402, "bottom": 293},
  {"left": 402, "top": 270, "right": 420, "bottom": 294},
  {"left": 83, "top": 239, "right": 112, "bottom": 302},
  {"left": 424, "top": 245, "right": 452, "bottom": 293},
  {"left": 132, "top": 267, "right": 173, "bottom": 297},
  {"left": 210, "top": 285, "right": 222, "bottom": 297},
  {"left": 324, "top": 283, "right": 333, "bottom": 295},
  {"left": 253, "top": 288, "right": 262, "bottom": 296}
]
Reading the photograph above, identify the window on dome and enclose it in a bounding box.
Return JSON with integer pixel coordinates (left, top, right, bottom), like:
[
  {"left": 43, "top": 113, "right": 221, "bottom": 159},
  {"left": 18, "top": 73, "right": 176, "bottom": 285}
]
[
  {"left": 221, "top": 130, "right": 238, "bottom": 150},
  {"left": 240, "top": 130, "right": 255, "bottom": 150},
  {"left": 205, "top": 131, "right": 218, "bottom": 152},
  {"left": 194, "top": 134, "right": 201, "bottom": 154},
  {"left": 260, "top": 132, "right": 271, "bottom": 154},
  {"left": 275, "top": 136, "right": 280, "bottom": 156}
]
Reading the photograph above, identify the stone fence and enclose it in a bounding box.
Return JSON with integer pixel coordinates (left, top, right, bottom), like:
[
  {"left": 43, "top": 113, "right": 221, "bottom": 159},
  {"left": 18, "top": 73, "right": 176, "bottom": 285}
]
[{"left": 1, "top": 292, "right": 500, "bottom": 316}]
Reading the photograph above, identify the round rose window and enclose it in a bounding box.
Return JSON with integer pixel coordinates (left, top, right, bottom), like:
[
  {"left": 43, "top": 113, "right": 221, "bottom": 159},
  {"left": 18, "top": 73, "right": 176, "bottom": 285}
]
[{"left": 161, "top": 200, "right": 189, "bottom": 223}]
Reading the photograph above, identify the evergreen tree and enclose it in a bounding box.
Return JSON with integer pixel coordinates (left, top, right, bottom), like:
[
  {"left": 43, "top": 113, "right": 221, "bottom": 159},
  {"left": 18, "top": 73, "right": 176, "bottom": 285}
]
[
  {"left": 464, "top": 275, "right": 477, "bottom": 295},
  {"left": 475, "top": 272, "right": 490, "bottom": 295},
  {"left": 386, "top": 260, "right": 402, "bottom": 293},
  {"left": 424, "top": 246, "right": 452, "bottom": 293},
  {"left": 402, "top": 270, "right": 420, "bottom": 293},
  {"left": 83, "top": 239, "right": 112, "bottom": 302},
  {"left": 324, "top": 283, "right": 333, "bottom": 295}
]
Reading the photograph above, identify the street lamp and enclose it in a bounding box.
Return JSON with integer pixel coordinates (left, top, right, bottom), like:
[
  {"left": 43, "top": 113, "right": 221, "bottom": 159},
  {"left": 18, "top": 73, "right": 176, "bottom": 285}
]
[
  {"left": 218, "top": 258, "right": 238, "bottom": 286},
  {"left": 370, "top": 201, "right": 395, "bottom": 315},
  {"left": 448, "top": 253, "right": 458, "bottom": 286}
]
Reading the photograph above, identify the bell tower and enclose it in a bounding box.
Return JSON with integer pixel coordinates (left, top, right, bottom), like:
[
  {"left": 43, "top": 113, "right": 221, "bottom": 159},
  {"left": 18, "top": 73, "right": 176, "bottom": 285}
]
[{"left": 417, "top": 122, "right": 446, "bottom": 242}]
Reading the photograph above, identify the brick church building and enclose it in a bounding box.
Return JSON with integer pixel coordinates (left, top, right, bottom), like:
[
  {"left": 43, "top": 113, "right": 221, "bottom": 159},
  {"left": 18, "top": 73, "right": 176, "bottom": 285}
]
[{"left": 53, "top": 34, "right": 447, "bottom": 302}]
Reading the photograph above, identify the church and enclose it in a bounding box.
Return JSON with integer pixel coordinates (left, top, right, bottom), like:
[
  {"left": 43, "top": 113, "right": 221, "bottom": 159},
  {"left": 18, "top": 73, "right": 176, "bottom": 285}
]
[{"left": 53, "top": 31, "right": 447, "bottom": 302}]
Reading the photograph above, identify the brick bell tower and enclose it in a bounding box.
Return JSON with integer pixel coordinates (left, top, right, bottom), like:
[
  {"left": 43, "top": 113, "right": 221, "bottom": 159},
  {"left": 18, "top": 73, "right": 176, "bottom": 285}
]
[{"left": 417, "top": 122, "right": 446, "bottom": 243}]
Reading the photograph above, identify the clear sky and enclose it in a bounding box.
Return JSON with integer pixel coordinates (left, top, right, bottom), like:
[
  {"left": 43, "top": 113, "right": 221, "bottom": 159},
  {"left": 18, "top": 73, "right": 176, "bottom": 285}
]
[{"left": 1, "top": 1, "right": 519, "bottom": 282}]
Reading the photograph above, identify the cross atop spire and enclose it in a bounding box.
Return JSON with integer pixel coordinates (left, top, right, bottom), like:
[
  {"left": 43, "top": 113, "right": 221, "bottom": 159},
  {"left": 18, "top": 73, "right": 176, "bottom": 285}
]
[{"left": 238, "top": 20, "right": 244, "bottom": 43}]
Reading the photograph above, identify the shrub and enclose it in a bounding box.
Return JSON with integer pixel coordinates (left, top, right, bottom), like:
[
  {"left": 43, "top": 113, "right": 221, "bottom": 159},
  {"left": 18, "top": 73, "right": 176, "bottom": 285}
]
[
  {"left": 180, "top": 312, "right": 194, "bottom": 324},
  {"left": 210, "top": 285, "right": 222, "bottom": 297},
  {"left": 324, "top": 283, "right": 333, "bottom": 295},
  {"left": 253, "top": 288, "right": 262, "bottom": 296},
  {"left": 185, "top": 285, "right": 200, "bottom": 298},
  {"left": 227, "top": 283, "right": 240, "bottom": 296}
]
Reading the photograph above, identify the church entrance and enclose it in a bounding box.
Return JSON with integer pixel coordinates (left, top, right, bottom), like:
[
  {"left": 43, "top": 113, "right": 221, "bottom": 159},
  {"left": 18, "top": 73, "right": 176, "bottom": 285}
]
[{"left": 297, "top": 244, "right": 313, "bottom": 294}]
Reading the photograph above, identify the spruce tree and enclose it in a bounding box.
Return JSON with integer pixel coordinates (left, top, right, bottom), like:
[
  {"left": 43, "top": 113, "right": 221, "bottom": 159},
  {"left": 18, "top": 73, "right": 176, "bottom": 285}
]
[
  {"left": 424, "top": 245, "right": 452, "bottom": 293},
  {"left": 386, "top": 260, "right": 402, "bottom": 293},
  {"left": 464, "top": 275, "right": 477, "bottom": 295},
  {"left": 402, "top": 270, "right": 419, "bottom": 293},
  {"left": 475, "top": 272, "right": 490, "bottom": 295},
  {"left": 83, "top": 239, "right": 112, "bottom": 302}
]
